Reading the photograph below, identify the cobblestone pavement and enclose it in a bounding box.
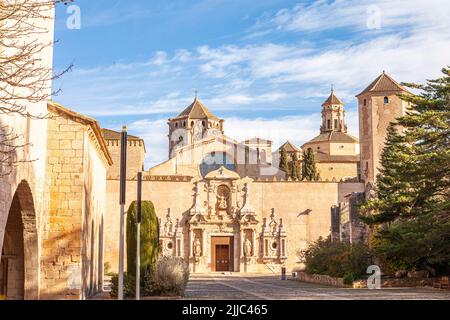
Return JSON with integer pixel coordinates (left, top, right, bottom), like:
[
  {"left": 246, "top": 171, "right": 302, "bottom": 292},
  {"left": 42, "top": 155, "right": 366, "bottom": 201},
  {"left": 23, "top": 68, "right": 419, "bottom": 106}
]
[{"left": 184, "top": 273, "right": 450, "bottom": 300}]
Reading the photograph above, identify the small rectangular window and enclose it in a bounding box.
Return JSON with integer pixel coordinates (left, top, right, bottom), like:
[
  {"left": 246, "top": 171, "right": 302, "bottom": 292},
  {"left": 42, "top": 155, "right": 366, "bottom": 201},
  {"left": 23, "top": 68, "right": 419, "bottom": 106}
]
[{"left": 334, "top": 119, "right": 338, "bottom": 129}]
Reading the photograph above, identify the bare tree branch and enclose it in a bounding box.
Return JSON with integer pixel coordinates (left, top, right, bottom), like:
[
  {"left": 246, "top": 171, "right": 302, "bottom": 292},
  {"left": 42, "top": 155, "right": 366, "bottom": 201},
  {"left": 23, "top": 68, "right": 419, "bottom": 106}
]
[{"left": 0, "top": 0, "right": 73, "bottom": 172}]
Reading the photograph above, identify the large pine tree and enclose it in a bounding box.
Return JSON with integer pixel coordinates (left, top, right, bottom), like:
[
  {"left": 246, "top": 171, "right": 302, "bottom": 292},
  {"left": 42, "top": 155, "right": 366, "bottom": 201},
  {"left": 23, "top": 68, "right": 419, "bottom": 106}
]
[{"left": 361, "top": 67, "right": 450, "bottom": 273}]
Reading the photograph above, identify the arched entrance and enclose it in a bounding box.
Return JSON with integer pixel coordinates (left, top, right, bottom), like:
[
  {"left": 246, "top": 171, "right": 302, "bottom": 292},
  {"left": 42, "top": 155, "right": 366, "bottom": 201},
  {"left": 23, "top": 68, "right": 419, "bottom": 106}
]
[{"left": 0, "top": 180, "right": 39, "bottom": 300}]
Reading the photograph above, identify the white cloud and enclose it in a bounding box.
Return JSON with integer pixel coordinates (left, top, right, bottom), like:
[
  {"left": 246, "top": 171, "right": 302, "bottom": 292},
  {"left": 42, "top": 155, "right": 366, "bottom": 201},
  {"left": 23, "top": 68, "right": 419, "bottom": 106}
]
[
  {"left": 51, "top": 0, "right": 450, "bottom": 169},
  {"left": 251, "top": 0, "right": 450, "bottom": 34},
  {"left": 54, "top": 0, "right": 450, "bottom": 124}
]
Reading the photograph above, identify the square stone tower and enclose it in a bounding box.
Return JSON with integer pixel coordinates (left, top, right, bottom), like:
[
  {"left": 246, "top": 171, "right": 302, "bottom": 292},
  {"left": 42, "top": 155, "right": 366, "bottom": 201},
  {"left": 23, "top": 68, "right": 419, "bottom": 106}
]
[{"left": 356, "top": 71, "right": 411, "bottom": 184}]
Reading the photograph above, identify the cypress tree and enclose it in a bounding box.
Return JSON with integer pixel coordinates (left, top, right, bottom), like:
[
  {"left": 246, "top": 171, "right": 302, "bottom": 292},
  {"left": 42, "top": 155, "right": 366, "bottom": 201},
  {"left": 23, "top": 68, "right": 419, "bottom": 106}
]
[
  {"left": 291, "top": 153, "right": 300, "bottom": 180},
  {"left": 279, "top": 148, "right": 290, "bottom": 178},
  {"left": 126, "top": 200, "right": 160, "bottom": 277},
  {"left": 302, "top": 148, "right": 319, "bottom": 181},
  {"left": 361, "top": 67, "right": 450, "bottom": 273}
]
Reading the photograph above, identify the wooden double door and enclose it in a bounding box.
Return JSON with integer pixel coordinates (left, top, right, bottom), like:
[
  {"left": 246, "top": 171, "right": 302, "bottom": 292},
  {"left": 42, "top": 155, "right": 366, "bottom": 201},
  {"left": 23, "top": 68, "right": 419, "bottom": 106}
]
[
  {"left": 215, "top": 245, "right": 230, "bottom": 272},
  {"left": 211, "top": 236, "right": 234, "bottom": 272}
]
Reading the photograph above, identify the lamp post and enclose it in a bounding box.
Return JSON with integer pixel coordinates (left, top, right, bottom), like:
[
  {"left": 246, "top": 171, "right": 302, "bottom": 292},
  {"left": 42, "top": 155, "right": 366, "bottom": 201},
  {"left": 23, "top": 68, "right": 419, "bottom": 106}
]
[
  {"left": 136, "top": 171, "right": 142, "bottom": 300},
  {"left": 118, "top": 126, "right": 127, "bottom": 300}
]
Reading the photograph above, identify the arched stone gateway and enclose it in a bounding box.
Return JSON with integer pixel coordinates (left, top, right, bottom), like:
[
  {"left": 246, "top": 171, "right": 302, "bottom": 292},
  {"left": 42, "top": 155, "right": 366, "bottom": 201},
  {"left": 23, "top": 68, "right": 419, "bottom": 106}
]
[{"left": 0, "top": 180, "right": 39, "bottom": 300}]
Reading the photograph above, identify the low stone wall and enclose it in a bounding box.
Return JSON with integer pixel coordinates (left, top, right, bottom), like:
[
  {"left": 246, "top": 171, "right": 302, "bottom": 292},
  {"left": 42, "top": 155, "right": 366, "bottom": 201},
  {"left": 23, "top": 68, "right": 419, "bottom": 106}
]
[
  {"left": 296, "top": 272, "right": 438, "bottom": 289},
  {"left": 353, "top": 278, "right": 435, "bottom": 288},
  {"left": 296, "top": 272, "right": 349, "bottom": 288}
]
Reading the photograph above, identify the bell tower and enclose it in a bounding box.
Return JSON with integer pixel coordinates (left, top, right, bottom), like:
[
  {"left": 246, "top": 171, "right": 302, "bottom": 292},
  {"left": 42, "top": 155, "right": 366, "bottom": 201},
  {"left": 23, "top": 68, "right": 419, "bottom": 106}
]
[
  {"left": 168, "top": 97, "right": 224, "bottom": 158},
  {"left": 320, "top": 87, "right": 347, "bottom": 133},
  {"left": 357, "top": 71, "right": 411, "bottom": 184}
]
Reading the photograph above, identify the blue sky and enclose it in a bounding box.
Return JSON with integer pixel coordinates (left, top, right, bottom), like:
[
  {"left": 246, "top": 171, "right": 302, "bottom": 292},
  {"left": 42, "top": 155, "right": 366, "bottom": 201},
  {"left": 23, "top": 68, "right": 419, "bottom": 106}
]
[{"left": 52, "top": 0, "right": 450, "bottom": 168}]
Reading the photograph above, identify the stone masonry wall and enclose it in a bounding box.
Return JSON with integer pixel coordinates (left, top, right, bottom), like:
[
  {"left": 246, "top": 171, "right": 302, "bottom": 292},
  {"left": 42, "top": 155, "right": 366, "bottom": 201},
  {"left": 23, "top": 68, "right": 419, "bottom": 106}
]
[
  {"left": 105, "top": 139, "right": 145, "bottom": 180},
  {"left": 41, "top": 110, "right": 108, "bottom": 300},
  {"left": 41, "top": 115, "right": 85, "bottom": 299}
]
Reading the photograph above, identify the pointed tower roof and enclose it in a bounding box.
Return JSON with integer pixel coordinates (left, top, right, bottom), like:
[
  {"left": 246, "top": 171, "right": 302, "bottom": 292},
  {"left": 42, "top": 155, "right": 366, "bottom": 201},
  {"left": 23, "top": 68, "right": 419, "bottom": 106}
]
[
  {"left": 279, "top": 141, "right": 302, "bottom": 153},
  {"left": 356, "top": 71, "right": 409, "bottom": 97},
  {"left": 322, "top": 88, "right": 344, "bottom": 106},
  {"left": 174, "top": 98, "right": 221, "bottom": 121}
]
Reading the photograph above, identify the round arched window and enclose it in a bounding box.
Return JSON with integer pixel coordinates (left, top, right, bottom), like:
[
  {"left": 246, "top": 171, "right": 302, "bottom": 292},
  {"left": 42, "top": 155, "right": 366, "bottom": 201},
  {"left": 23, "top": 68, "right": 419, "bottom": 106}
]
[
  {"left": 272, "top": 242, "right": 278, "bottom": 250},
  {"left": 200, "top": 152, "right": 235, "bottom": 177},
  {"left": 167, "top": 242, "right": 173, "bottom": 250}
]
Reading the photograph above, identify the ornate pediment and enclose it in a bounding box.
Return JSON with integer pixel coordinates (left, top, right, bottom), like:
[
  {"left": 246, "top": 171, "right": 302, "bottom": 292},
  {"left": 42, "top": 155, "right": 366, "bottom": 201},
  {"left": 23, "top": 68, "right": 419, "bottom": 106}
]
[{"left": 204, "top": 166, "right": 240, "bottom": 180}]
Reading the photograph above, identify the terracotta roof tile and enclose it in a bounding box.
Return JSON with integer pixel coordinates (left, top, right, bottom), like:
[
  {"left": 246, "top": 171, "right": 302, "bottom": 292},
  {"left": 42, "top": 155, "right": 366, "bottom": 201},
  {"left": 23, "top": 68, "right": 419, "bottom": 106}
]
[
  {"left": 279, "top": 141, "right": 302, "bottom": 152},
  {"left": 356, "top": 72, "right": 409, "bottom": 97},
  {"left": 174, "top": 98, "right": 221, "bottom": 121},
  {"left": 304, "top": 131, "right": 359, "bottom": 145},
  {"left": 322, "top": 91, "right": 344, "bottom": 106}
]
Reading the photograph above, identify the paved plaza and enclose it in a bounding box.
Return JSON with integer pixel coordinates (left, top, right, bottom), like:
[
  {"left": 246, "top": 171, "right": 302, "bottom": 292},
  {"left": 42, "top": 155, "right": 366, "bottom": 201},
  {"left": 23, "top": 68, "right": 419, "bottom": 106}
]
[{"left": 184, "top": 273, "right": 450, "bottom": 300}]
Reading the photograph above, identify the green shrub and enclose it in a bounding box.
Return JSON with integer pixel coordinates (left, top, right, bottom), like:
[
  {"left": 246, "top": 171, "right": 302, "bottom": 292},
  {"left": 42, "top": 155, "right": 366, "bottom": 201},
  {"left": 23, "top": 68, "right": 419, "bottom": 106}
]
[
  {"left": 126, "top": 200, "right": 160, "bottom": 278},
  {"left": 343, "top": 273, "right": 356, "bottom": 285},
  {"left": 110, "top": 273, "right": 136, "bottom": 298},
  {"left": 300, "top": 236, "right": 372, "bottom": 279}
]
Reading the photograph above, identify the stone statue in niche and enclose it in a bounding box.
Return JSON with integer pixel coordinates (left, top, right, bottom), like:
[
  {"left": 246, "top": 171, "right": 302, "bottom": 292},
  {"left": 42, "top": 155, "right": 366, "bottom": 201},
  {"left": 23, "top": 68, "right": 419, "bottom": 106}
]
[
  {"left": 193, "top": 238, "right": 202, "bottom": 257},
  {"left": 244, "top": 238, "right": 252, "bottom": 257},
  {"left": 215, "top": 185, "right": 230, "bottom": 215},
  {"left": 218, "top": 195, "right": 228, "bottom": 210},
  {"left": 164, "top": 210, "right": 173, "bottom": 237}
]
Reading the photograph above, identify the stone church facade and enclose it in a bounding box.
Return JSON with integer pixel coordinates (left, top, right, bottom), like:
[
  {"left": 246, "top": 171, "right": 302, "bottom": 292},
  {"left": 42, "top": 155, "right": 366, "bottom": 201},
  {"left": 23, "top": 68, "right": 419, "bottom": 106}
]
[{"left": 103, "top": 78, "right": 410, "bottom": 274}]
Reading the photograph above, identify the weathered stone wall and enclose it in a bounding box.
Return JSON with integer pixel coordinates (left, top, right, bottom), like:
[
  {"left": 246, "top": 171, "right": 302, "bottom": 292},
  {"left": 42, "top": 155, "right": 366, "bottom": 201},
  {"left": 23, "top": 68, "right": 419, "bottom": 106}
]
[
  {"left": 41, "top": 108, "right": 109, "bottom": 299},
  {"left": 81, "top": 131, "right": 107, "bottom": 298},
  {"left": 42, "top": 114, "right": 84, "bottom": 299},
  {"left": 296, "top": 271, "right": 348, "bottom": 287}
]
